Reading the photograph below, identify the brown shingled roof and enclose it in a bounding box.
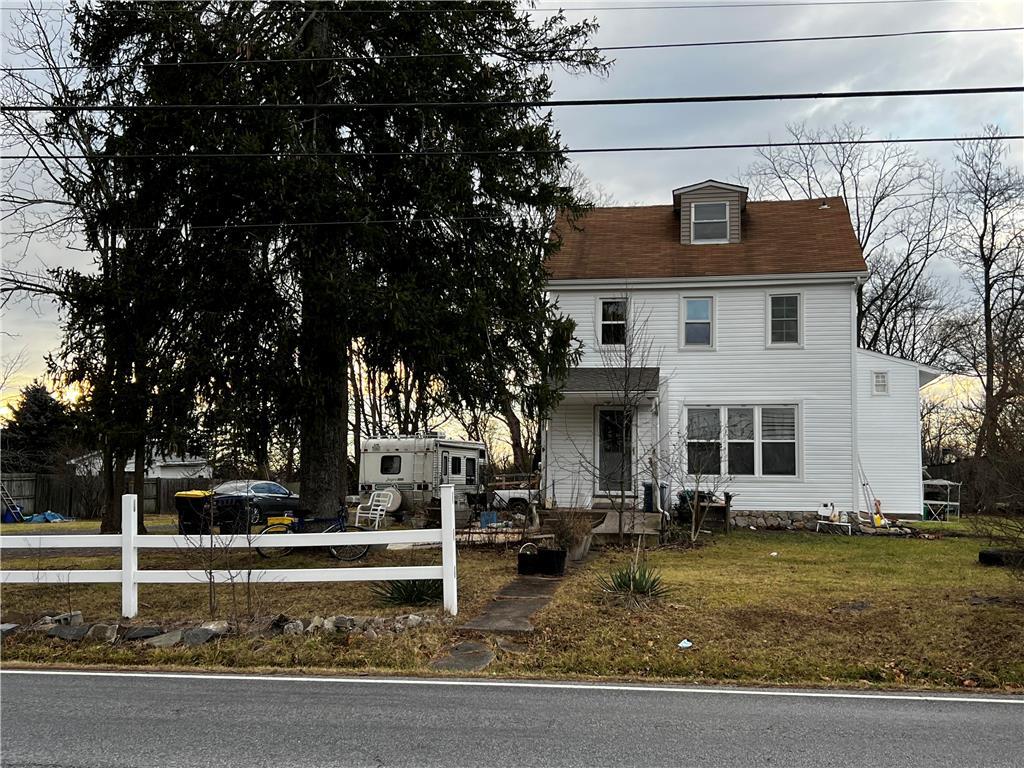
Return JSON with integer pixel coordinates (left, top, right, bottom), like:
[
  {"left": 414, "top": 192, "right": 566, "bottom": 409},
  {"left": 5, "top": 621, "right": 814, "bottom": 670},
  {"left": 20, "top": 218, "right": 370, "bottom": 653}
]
[{"left": 548, "top": 197, "right": 866, "bottom": 280}]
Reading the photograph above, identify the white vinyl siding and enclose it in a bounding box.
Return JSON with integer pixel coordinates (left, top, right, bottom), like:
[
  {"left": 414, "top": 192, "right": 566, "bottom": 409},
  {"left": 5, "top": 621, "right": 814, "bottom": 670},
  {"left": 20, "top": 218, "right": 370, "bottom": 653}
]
[
  {"left": 548, "top": 281, "right": 857, "bottom": 513},
  {"left": 856, "top": 351, "right": 924, "bottom": 516}
]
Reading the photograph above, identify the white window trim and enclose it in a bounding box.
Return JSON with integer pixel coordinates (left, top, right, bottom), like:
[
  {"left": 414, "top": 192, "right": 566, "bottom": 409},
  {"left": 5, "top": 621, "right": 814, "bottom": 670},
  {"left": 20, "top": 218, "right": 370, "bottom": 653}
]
[
  {"left": 765, "top": 291, "right": 804, "bottom": 349},
  {"left": 678, "top": 294, "right": 717, "bottom": 351},
  {"left": 871, "top": 370, "right": 890, "bottom": 396},
  {"left": 690, "top": 201, "right": 730, "bottom": 244},
  {"left": 595, "top": 295, "right": 628, "bottom": 350},
  {"left": 681, "top": 403, "right": 802, "bottom": 479},
  {"left": 593, "top": 405, "right": 638, "bottom": 496}
]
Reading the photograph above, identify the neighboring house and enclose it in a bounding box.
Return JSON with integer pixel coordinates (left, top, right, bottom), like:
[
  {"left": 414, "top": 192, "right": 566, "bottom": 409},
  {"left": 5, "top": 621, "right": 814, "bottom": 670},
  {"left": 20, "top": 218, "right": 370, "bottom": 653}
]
[
  {"left": 68, "top": 451, "right": 212, "bottom": 480},
  {"left": 540, "top": 179, "right": 939, "bottom": 527}
]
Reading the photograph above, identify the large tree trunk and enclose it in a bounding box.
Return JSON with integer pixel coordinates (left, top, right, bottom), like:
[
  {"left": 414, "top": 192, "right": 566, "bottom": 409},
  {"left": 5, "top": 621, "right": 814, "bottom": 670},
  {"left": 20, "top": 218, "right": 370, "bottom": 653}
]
[
  {"left": 298, "top": 274, "right": 348, "bottom": 517},
  {"left": 100, "top": 443, "right": 118, "bottom": 533},
  {"left": 133, "top": 436, "right": 147, "bottom": 534}
]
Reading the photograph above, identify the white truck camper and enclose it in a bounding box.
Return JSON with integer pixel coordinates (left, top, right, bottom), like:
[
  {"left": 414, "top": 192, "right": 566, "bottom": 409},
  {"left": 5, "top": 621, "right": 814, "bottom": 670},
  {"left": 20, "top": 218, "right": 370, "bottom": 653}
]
[{"left": 358, "top": 433, "right": 487, "bottom": 525}]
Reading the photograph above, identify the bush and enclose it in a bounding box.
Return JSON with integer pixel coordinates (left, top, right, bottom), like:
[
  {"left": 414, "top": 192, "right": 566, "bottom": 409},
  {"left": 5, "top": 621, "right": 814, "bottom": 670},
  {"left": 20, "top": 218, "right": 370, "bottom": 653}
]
[
  {"left": 370, "top": 579, "right": 443, "bottom": 606},
  {"left": 548, "top": 508, "right": 593, "bottom": 550},
  {"left": 598, "top": 561, "right": 672, "bottom": 608}
]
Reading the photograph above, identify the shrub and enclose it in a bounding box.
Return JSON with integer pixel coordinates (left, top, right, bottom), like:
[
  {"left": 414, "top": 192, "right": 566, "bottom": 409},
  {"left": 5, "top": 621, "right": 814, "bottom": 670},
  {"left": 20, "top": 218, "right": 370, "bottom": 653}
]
[
  {"left": 370, "top": 579, "right": 443, "bottom": 606},
  {"left": 548, "top": 508, "right": 594, "bottom": 550},
  {"left": 598, "top": 561, "right": 672, "bottom": 608}
]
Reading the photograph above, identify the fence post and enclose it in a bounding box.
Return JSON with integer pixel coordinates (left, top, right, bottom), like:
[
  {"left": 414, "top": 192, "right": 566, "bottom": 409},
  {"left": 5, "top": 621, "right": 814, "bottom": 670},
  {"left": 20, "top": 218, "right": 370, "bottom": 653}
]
[
  {"left": 121, "top": 494, "right": 138, "bottom": 618},
  {"left": 440, "top": 483, "right": 458, "bottom": 616}
]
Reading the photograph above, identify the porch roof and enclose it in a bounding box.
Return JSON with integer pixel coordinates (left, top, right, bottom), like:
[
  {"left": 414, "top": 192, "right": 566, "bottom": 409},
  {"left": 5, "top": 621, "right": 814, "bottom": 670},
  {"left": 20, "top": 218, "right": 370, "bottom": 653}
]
[{"left": 559, "top": 366, "right": 660, "bottom": 394}]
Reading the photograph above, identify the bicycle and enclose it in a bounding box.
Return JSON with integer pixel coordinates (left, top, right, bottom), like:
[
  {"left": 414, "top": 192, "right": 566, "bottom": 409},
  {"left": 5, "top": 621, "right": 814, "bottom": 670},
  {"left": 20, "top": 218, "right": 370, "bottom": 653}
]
[{"left": 256, "top": 506, "right": 369, "bottom": 561}]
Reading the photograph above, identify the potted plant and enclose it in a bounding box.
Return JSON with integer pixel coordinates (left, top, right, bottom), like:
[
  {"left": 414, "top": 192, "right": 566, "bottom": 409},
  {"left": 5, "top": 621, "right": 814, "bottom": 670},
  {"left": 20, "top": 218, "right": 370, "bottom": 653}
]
[{"left": 550, "top": 508, "right": 594, "bottom": 562}]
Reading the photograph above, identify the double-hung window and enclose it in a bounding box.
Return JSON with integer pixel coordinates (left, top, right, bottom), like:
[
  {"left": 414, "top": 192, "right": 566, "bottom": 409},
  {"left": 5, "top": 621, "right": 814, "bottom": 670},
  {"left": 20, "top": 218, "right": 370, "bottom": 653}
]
[
  {"left": 872, "top": 371, "right": 890, "bottom": 396},
  {"left": 682, "top": 297, "right": 713, "bottom": 348},
  {"left": 726, "top": 408, "right": 755, "bottom": 475},
  {"left": 769, "top": 294, "right": 800, "bottom": 345},
  {"left": 686, "top": 408, "right": 722, "bottom": 475},
  {"left": 691, "top": 202, "right": 729, "bottom": 243},
  {"left": 684, "top": 405, "right": 798, "bottom": 477},
  {"left": 761, "top": 407, "right": 797, "bottom": 476},
  {"left": 600, "top": 298, "right": 627, "bottom": 346}
]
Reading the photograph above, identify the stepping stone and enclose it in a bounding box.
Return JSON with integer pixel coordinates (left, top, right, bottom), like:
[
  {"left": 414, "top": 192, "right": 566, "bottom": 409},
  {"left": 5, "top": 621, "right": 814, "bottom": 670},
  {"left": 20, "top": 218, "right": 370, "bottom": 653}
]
[
  {"left": 0, "top": 623, "right": 19, "bottom": 637},
  {"left": 431, "top": 641, "right": 495, "bottom": 672},
  {"left": 124, "top": 626, "right": 164, "bottom": 641},
  {"left": 496, "top": 637, "right": 529, "bottom": 655},
  {"left": 497, "top": 577, "right": 562, "bottom": 599},
  {"left": 145, "top": 629, "right": 183, "bottom": 648},
  {"left": 461, "top": 597, "right": 550, "bottom": 634},
  {"left": 48, "top": 624, "right": 89, "bottom": 641},
  {"left": 201, "top": 620, "right": 230, "bottom": 636}
]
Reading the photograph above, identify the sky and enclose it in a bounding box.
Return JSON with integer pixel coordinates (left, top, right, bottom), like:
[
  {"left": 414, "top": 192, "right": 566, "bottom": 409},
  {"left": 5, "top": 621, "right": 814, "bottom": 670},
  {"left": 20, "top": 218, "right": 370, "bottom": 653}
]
[{"left": 1, "top": 0, "right": 1023, "bottom": 412}]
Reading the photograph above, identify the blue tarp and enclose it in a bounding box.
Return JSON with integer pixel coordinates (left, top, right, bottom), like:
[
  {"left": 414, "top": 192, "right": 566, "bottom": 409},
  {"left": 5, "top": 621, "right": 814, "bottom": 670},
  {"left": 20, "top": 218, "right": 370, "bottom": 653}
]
[
  {"left": 25, "top": 511, "right": 68, "bottom": 523},
  {"left": 2, "top": 505, "right": 25, "bottom": 523}
]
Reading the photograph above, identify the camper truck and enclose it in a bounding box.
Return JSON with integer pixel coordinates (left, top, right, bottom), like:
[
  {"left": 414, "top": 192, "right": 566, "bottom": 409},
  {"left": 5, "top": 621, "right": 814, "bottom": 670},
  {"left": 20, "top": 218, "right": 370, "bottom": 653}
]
[{"left": 358, "top": 433, "right": 487, "bottom": 525}]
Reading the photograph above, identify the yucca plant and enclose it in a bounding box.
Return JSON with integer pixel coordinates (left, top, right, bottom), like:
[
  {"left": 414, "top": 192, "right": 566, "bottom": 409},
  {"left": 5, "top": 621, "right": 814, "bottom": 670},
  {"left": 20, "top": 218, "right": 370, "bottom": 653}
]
[
  {"left": 370, "top": 579, "right": 444, "bottom": 606},
  {"left": 598, "top": 561, "right": 672, "bottom": 608}
]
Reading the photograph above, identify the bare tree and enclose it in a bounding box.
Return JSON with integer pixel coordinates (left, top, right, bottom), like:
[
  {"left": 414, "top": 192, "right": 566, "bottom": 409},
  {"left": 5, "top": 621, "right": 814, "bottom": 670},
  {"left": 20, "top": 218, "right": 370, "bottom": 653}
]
[
  {"left": 949, "top": 126, "right": 1024, "bottom": 461},
  {"left": 743, "top": 122, "right": 953, "bottom": 361}
]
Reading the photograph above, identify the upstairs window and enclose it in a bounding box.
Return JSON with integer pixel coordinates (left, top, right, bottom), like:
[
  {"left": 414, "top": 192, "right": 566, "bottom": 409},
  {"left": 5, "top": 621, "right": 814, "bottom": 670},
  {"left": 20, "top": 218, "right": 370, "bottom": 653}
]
[
  {"left": 682, "top": 297, "right": 714, "bottom": 347},
  {"left": 691, "top": 202, "right": 729, "bottom": 243},
  {"left": 600, "top": 298, "right": 627, "bottom": 346},
  {"left": 872, "top": 371, "right": 890, "bottom": 396},
  {"left": 769, "top": 294, "right": 800, "bottom": 345}
]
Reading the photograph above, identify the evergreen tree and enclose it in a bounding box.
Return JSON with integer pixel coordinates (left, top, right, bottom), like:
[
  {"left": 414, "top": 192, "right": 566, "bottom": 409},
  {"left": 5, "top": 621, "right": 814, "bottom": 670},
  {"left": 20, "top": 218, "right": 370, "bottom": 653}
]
[{"left": 1, "top": 381, "right": 74, "bottom": 474}]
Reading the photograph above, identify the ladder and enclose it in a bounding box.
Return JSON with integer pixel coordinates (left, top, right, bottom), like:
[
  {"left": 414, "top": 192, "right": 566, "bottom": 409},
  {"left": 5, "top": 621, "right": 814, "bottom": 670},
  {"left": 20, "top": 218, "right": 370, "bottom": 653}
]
[
  {"left": 1, "top": 481, "right": 17, "bottom": 512},
  {"left": 857, "top": 455, "right": 877, "bottom": 515}
]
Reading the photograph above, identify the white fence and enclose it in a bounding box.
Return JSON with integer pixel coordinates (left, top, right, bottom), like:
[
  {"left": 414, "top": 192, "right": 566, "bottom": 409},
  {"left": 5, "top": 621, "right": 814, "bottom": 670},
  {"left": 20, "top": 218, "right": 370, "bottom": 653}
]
[{"left": 1, "top": 485, "right": 458, "bottom": 617}]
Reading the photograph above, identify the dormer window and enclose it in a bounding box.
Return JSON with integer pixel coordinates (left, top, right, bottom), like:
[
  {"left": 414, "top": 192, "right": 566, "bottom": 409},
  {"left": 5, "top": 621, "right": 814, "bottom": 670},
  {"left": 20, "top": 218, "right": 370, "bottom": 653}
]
[{"left": 691, "top": 202, "right": 729, "bottom": 243}]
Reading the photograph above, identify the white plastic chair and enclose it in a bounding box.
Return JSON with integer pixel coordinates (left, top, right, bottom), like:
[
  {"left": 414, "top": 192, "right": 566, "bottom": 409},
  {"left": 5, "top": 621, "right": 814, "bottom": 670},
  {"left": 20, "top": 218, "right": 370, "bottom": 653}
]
[
  {"left": 355, "top": 490, "right": 393, "bottom": 529},
  {"left": 815, "top": 502, "right": 851, "bottom": 535}
]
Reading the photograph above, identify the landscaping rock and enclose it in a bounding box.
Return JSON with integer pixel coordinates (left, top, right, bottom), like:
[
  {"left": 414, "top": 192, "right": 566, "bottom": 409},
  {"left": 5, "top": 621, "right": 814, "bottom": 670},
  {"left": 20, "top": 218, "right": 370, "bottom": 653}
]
[
  {"left": 48, "top": 624, "right": 89, "bottom": 641},
  {"left": 183, "top": 627, "right": 217, "bottom": 646},
  {"left": 145, "top": 629, "right": 183, "bottom": 648},
  {"left": 85, "top": 623, "right": 118, "bottom": 643},
  {"left": 124, "top": 626, "right": 164, "bottom": 641},
  {"left": 1, "top": 623, "right": 19, "bottom": 637},
  {"left": 201, "top": 620, "right": 230, "bottom": 636},
  {"left": 362, "top": 628, "right": 378, "bottom": 641},
  {"left": 54, "top": 611, "right": 84, "bottom": 626},
  {"left": 305, "top": 616, "right": 324, "bottom": 634},
  {"left": 270, "top": 613, "right": 291, "bottom": 631},
  {"left": 405, "top": 614, "right": 423, "bottom": 629},
  {"left": 31, "top": 622, "right": 56, "bottom": 633},
  {"left": 282, "top": 620, "right": 303, "bottom": 636},
  {"left": 329, "top": 615, "right": 356, "bottom": 631}
]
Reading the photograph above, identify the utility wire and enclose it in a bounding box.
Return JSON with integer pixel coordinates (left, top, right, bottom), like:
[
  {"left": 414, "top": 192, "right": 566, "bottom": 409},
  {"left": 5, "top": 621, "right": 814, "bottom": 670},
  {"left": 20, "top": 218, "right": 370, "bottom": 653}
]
[
  {"left": 4, "top": 134, "right": 1022, "bottom": 161},
  {"left": 2, "top": 26, "right": 1019, "bottom": 71},
  {"left": 3, "top": 85, "right": 1022, "bottom": 111},
  {"left": 0, "top": 0, "right": 985, "bottom": 13}
]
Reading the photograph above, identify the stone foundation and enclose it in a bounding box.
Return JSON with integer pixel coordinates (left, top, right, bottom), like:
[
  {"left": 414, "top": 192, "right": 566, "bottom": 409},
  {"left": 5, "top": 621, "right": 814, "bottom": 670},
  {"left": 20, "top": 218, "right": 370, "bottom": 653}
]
[{"left": 730, "top": 509, "right": 820, "bottom": 530}]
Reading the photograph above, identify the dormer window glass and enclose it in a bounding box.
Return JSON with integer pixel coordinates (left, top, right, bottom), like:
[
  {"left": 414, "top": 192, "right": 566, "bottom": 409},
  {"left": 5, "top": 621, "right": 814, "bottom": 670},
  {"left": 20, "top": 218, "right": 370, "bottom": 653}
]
[{"left": 691, "top": 202, "right": 729, "bottom": 243}]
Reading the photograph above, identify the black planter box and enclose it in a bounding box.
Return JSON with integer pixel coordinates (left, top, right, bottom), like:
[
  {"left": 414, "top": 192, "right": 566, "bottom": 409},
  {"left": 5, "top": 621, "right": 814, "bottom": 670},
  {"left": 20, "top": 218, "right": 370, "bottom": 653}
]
[{"left": 518, "top": 549, "right": 567, "bottom": 577}]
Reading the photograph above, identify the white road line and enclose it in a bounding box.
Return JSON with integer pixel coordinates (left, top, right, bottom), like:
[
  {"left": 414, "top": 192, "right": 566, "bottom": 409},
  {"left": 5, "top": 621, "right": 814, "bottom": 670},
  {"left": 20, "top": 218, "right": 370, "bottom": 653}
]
[{"left": 3, "top": 669, "right": 1021, "bottom": 704}]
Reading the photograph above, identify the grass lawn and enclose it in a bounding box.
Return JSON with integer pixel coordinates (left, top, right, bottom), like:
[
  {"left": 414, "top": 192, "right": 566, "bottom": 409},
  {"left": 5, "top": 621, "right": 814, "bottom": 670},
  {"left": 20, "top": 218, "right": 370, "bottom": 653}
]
[
  {"left": 1, "top": 531, "right": 1021, "bottom": 691},
  {"left": 0, "top": 514, "right": 178, "bottom": 535},
  {"left": 492, "top": 532, "right": 1024, "bottom": 691}
]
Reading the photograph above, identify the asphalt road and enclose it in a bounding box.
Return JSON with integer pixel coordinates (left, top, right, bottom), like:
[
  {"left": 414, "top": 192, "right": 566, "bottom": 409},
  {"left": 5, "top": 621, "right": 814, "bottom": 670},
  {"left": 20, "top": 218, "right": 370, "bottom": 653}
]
[{"left": 2, "top": 671, "right": 1021, "bottom": 767}]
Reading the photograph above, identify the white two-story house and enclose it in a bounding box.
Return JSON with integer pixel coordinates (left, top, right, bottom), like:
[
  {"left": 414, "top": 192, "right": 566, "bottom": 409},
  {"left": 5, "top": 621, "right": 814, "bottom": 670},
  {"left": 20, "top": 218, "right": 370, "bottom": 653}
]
[{"left": 540, "top": 180, "right": 940, "bottom": 528}]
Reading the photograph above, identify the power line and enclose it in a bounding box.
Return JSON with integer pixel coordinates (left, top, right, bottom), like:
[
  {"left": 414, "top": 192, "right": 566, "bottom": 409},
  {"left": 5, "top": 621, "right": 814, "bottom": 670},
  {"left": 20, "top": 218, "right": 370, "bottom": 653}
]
[
  {"left": 2, "top": 26, "right": 1019, "bottom": 71},
  {"left": 0, "top": 0, "right": 984, "bottom": 13},
  {"left": 3, "top": 85, "right": 1021, "bottom": 112},
  {"left": 3, "top": 134, "right": 1022, "bottom": 161}
]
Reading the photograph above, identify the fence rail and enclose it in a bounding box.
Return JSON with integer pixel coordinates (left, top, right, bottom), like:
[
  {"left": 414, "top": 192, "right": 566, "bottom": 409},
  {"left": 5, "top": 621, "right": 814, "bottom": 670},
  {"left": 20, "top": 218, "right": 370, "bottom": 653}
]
[{"left": 0, "top": 486, "right": 458, "bottom": 617}]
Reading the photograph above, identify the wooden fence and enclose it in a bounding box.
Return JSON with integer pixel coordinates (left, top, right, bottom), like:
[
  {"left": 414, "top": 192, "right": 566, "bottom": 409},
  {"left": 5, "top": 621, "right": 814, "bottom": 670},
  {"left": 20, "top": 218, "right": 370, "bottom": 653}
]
[{"left": 1, "top": 473, "right": 202, "bottom": 518}]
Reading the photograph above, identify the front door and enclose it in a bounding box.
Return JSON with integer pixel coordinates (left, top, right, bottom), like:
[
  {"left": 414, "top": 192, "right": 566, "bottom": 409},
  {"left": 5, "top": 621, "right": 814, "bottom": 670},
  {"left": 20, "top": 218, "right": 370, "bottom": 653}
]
[{"left": 598, "top": 408, "right": 632, "bottom": 493}]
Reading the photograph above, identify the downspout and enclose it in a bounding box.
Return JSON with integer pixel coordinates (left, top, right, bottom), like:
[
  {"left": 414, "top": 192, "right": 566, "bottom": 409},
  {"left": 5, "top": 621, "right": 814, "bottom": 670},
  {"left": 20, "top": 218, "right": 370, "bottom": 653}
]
[
  {"left": 540, "top": 417, "right": 550, "bottom": 509},
  {"left": 850, "top": 277, "right": 863, "bottom": 516}
]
